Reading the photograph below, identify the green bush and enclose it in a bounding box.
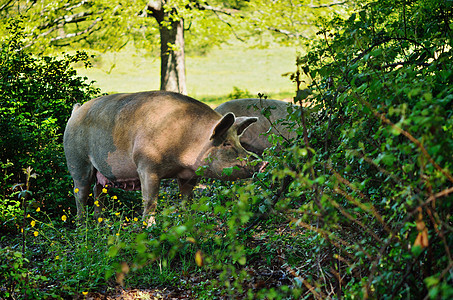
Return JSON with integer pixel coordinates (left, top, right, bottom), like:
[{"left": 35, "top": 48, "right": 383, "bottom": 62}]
[
  {"left": 0, "top": 247, "right": 53, "bottom": 299},
  {"left": 0, "top": 192, "right": 142, "bottom": 299},
  {"left": 269, "top": 0, "right": 453, "bottom": 298},
  {"left": 0, "top": 20, "right": 100, "bottom": 232}
]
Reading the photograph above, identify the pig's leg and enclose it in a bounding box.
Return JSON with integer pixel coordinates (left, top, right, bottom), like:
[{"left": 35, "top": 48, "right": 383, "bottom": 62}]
[
  {"left": 139, "top": 171, "right": 161, "bottom": 225},
  {"left": 177, "top": 178, "right": 198, "bottom": 215},
  {"left": 71, "top": 167, "right": 95, "bottom": 219},
  {"left": 74, "top": 180, "right": 90, "bottom": 218},
  {"left": 93, "top": 183, "right": 105, "bottom": 216},
  {"left": 177, "top": 177, "right": 197, "bottom": 199}
]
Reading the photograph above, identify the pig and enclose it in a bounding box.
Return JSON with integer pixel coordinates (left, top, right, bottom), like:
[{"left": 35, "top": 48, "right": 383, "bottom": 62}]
[
  {"left": 215, "top": 99, "right": 300, "bottom": 155},
  {"left": 63, "top": 91, "right": 261, "bottom": 221}
]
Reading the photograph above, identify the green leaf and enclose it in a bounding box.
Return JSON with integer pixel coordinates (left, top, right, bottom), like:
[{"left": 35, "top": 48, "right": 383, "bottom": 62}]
[
  {"left": 174, "top": 225, "right": 187, "bottom": 235},
  {"left": 237, "top": 256, "right": 246, "bottom": 265},
  {"left": 107, "top": 245, "right": 119, "bottom": 258},
  {"left": 411, "top": 245, "right": 423, "bottom": 257}
]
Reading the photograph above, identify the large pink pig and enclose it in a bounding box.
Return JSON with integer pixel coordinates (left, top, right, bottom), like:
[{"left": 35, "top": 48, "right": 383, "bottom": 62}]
[{"left": 63, "top": 91, "right": 260, "bottom": 221}]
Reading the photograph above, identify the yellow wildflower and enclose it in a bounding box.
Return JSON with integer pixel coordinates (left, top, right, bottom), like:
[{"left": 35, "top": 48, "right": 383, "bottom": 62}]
[
  {"left": 74, "top": 188, "right": 79, "bottom": 193},
  {"left": 33, "top": 231, "right": 39, "bottom": 237},
  {"left": 133, "top": 217, "right": 138, "bottom": 222},
  {"left": 94, "top": 200, "right": 99, "bottom": 207},
  {"left": 30, "top": 220, "right": 36, "bottom": 227},
  {"left": 125, "top": 217, "right": 129, "bottom": 222},
  {"left": 98, "top": 217, "right": 103, "bottom": 223},
  {"left": 112, "top": 195, "right": 118, "bottom": 200},
  {"left": 55, "top": 256, "right": 60, "bottom": 260},
  {"left": 102, "top": 188, "right": 108, "bottom": 193},
  {"left": 116, "top": 233, "right": 119, "bottom": 236},
  {"left": 115, "top": 212, "right": 120, "bottom": 216},
  {"left": 82, "top": 291, "right": 88, "bottom": 295},
  {"left": 195, "top": 250, "right": 204, "bottom": 267},
  {"left": 36, "top": 207, "right": 41, "bottom": 212},
  {"left": 61, "top": 215, "right": 67, "bottom": 222}
]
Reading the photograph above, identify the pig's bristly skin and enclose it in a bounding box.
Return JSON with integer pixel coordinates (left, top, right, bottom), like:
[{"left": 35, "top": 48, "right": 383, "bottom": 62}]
[{"left": 63, "top": 91, "right": 259, "bottom": 220}]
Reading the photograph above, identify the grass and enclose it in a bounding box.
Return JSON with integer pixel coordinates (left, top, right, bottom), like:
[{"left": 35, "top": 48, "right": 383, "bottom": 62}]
[
  {"left": 1, "top": 178, "right": 308, "bottom": 299},
  {"left": 75, "top": 43, "right": 298, "bottom": 105}
]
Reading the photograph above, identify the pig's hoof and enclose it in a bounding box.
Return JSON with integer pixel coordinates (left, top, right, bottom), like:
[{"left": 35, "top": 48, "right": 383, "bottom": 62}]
[{"left": 145, "top": 215, "right": 156, "bottom": 228}]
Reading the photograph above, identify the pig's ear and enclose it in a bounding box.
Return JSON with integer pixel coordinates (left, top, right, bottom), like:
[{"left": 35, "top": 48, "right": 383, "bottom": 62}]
[
  {"left": 211, "top": 112, "right": 235, "bottom": 140},
  {"left": 235, "top": 117, "right": 258, "bottom": 137}
]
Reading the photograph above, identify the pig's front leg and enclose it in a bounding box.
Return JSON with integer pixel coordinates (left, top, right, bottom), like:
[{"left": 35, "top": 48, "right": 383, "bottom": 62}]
[
  {"left": 177, "top": 177, "right": 198, "bottom": 199},
  {"left": 74, "top": 180, "right": 90, "bottom": 218},
  {"left": 93, "top": 182, "right": 105, "bottom": 216},
  {"left": 139, "top": 171, "right": 161, "bottom": 225}
]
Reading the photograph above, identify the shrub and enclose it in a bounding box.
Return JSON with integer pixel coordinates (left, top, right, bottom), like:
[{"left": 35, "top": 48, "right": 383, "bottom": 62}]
[
  {"left": 0, "top": 20, "right": 100, "bottom": 232},
  {"left": 0, "top": 247, "right": 53, "bottom": 299},
  {"left": 271, "top": 0, "right": 453, "bottom": 298}
]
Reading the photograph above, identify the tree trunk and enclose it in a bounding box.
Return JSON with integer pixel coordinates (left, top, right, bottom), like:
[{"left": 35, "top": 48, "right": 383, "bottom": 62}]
[
  {"left": 160, "top": 18, "right": 187, "bottom": 94},
  {"left": 148, "top": 1, "right": 187, "bottom": 94}
]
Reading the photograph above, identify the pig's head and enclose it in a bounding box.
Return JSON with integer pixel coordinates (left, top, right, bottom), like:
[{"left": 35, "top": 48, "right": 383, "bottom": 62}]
[{"left": 197, "top": 113, "right": 262, "bottom": 180}]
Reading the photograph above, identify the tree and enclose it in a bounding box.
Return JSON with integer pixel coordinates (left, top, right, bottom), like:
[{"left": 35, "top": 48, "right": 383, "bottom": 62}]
[
  {"left": 145, "top": 1, "right": 187, "bottom": 93},
  {"left": 0, "top": 0, "right": 351, "bottom": 94}
]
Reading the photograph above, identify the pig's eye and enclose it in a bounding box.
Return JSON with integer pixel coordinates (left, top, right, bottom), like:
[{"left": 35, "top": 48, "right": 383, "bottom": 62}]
[{"left": 223, "top": 141, "right": 232, "bottom": 147}]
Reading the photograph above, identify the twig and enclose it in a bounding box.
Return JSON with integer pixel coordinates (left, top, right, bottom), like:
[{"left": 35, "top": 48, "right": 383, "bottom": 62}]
[
  {"left": 377, "top": 60, "right": 430, "bottom": 70},
  {"left": 422, "top": 261, "right": 453, "bottom": 300},
  {"left": 277, "top": 250, "right": 329, "bottom": 299},
  {"left": 243, "top": 175, "right": 293, "bottom": 232},
  {"left": 419, "top": 186, "right": 453, "bottom": 208},
  {"left": 326, "top": 195, "right": 383, "bottom": 244},
  {"left": 211, "top": 9, "right": 245, "bottom": 42},
  {"left": 50, "top": 17, "right": 102, "bottom": 43},
  {"left": 329, "top": 166, "right": 393, "bottom": 236},
  {"left": 351, "top": 36, "right": 430, "bottom": 65},
  {"left": 256, "top": 95, "right": 291, "bottom": 143},
  {"left": 294, "top": 220, "right": 368, "bottom": 261},
  {"left": 0, "top": 0, "right": 15, "bottom": 12},
  {"left": 299, "top": 1, "right": 348, "bottom": 9}
]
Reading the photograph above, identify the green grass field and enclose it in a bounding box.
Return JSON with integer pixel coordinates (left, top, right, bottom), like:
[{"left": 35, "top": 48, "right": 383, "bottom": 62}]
[{"left": 75, "top": 44, "right": 299, "bottom": 105}]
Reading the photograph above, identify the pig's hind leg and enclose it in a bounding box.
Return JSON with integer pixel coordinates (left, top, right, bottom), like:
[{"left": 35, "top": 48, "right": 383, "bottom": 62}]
[
  {"left": 138, "top": 170, "right": 161, "bottom": 225},
  {"left": 92, "top": 170, "right": 113, "bottom": 216},
  {"left": 65, "top": 146, "right": 97, "bottom": 219},
  {"left": 93, "top": 182, "right": 105, "bottom": 216},
  {"left": 71, "top": 167, "right": 96, "bottom": 219}
]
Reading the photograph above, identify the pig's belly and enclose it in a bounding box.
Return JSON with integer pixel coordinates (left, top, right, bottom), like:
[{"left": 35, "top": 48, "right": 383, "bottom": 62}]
[
  {"left": 94, "top": 151, "right": 141, "bottom": 191},
  {"left": 96, "top": 170, "right": 141, "bottom": 191}
]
